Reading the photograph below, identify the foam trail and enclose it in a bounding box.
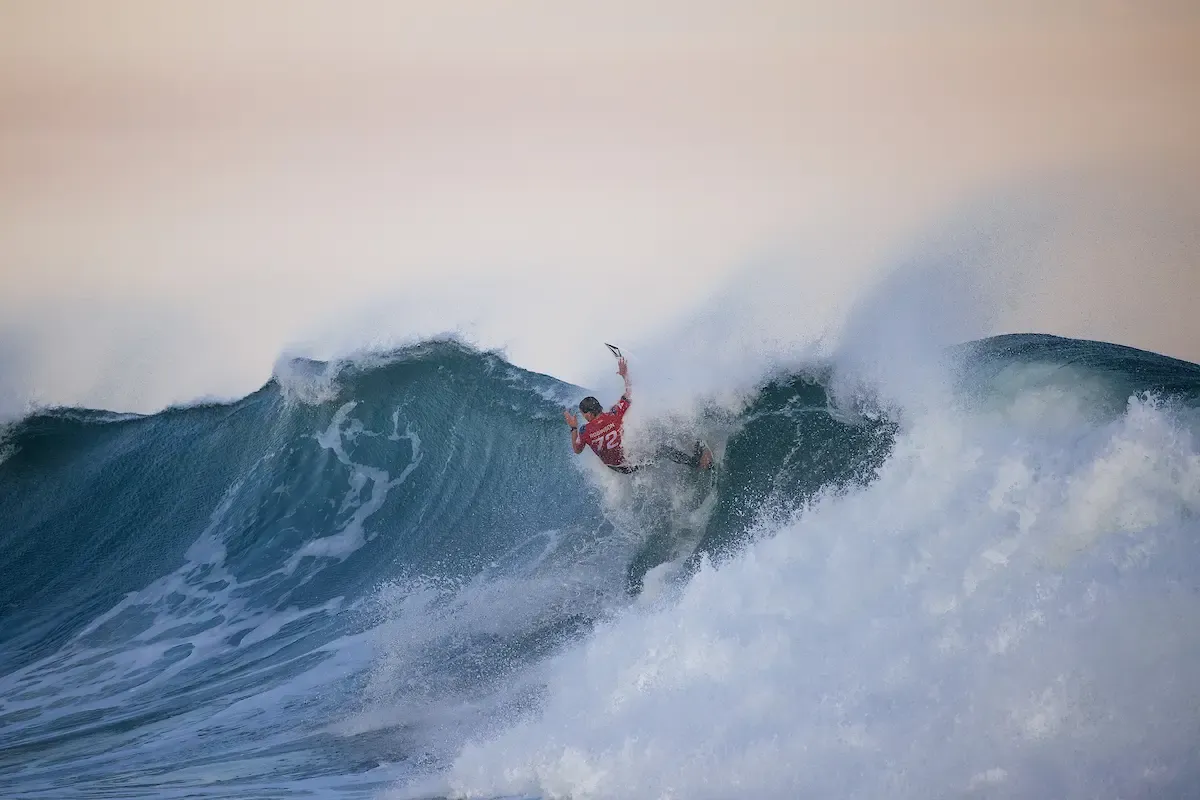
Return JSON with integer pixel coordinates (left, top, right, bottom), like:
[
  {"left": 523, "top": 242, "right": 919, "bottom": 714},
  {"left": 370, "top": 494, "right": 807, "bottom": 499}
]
[{"left": 291, "top": 401, "right": 425, "bottom": 567}]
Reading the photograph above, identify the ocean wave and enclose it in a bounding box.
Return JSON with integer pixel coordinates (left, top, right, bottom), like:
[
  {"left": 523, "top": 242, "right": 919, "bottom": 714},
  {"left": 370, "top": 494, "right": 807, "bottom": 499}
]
[{"left": 1, "top": 335, "right": 1197, "bottom": 799}]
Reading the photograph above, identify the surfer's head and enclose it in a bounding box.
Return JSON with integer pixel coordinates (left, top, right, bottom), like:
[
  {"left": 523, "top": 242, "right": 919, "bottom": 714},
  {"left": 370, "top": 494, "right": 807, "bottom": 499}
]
[{"left": 578, "top": 396, "right": 603, "bottom": 420}]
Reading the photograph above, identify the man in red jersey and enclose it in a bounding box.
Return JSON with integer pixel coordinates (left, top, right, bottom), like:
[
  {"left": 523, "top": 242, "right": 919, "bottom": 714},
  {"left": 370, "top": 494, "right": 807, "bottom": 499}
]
[{"left": 563, "top": 356, "right": 713, "bottom": 473}]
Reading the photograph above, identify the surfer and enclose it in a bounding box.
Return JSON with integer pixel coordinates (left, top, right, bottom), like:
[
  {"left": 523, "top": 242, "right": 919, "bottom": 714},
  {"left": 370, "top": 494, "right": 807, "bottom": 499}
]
[{"left": 564, "top": 354, "right": 713, "bottom": 474}]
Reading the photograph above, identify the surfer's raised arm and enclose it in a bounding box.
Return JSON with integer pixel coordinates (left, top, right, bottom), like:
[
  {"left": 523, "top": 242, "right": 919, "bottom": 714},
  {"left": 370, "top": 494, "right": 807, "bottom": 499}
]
[{"left": 616, "top": 357, "right": 631, "bottom": 400}]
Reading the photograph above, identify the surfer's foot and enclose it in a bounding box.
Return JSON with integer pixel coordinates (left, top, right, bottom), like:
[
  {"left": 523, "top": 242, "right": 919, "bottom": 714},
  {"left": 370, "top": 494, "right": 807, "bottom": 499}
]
[{"left": 697, "top": 447, "right": 714, "bottom": 471}]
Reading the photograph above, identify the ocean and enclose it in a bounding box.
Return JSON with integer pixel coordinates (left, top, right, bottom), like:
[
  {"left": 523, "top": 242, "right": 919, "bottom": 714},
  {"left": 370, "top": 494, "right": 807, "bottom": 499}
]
[{"left": 2, "top": 333, "right": 1199, "bottom": 799}]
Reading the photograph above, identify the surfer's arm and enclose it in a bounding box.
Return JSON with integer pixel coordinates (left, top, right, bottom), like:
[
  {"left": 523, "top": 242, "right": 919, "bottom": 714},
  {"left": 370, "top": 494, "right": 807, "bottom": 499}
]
[{"left": 564, "top": 409, "right": 586, "bottom": 454}]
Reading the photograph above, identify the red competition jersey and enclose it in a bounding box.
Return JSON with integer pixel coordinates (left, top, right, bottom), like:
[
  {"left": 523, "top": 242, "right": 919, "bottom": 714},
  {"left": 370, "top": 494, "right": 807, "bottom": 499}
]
[{"left": 579, "top": 396, "right": 631, "bottom": 467}]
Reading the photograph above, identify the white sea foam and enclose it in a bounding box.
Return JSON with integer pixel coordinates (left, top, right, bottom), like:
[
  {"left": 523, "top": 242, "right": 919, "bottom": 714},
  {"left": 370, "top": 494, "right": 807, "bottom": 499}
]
[
  {"left": 273, "top": 354, "right": 345, "bottom": 406},
  {"left": 437, "top": 387, "right": 1200, "bottom": 800},
  {"left": 346, "top": 523, "right": 633, "bottom": 770}
]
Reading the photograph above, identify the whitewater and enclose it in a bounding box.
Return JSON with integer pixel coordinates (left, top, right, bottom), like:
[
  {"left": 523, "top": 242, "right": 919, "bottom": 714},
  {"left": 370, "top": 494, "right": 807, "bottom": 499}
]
[{"left": 1, "top": 330, "right": 1199, "bottom": 799}]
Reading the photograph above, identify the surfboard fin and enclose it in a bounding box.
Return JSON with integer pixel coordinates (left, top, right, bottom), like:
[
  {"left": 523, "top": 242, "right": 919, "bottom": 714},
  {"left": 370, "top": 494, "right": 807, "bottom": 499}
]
[{"left": 605, "top": 343, "right": 622, "bottom": 359}]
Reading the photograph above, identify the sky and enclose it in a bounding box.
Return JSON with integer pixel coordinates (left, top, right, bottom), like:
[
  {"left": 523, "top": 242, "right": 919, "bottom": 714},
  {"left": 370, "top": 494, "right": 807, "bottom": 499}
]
[{"left": 1, "top": 1, "right": 1198, "bottom": 414}]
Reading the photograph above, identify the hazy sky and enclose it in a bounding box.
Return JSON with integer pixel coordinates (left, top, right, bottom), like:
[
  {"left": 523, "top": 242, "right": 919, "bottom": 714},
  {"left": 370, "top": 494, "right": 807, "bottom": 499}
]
[{"left": 2, "top": 1, "right": 1198, "bottom": 413}]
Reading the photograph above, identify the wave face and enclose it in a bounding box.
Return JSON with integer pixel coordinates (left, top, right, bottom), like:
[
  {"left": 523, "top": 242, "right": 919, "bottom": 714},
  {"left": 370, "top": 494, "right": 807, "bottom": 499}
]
[{"left": 2, "top": 335, "right": 1199, "bottom": 799}]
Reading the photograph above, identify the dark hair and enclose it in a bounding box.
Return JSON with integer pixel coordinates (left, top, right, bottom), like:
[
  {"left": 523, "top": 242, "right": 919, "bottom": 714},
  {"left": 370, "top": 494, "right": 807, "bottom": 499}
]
[{"left": 578, "top": 396, "right": 603, "bottom": 415}]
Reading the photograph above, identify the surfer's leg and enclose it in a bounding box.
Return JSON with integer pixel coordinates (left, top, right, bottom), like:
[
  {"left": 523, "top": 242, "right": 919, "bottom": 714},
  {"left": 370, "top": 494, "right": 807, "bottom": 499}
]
[
  {"left": 657, "top": 442, "right": 712, "bottom": 469},
  {"left": 658, "top": 445, "right": 696, "bottom": 466}
]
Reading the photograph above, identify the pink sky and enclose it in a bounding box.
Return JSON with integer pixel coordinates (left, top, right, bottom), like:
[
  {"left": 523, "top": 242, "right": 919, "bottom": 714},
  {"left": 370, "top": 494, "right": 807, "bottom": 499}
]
[{"left": 2, "top": 2, "right": 1198, "bottom": 412}]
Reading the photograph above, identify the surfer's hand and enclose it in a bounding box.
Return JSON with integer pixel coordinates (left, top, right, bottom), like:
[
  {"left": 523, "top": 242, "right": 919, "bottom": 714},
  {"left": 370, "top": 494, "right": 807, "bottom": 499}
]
[
  {"left": 563, "top": 410, "right": 578, "bottom": 428},
  {"left": 616, "top": 357, "right": 628, "bottom": 377}
]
